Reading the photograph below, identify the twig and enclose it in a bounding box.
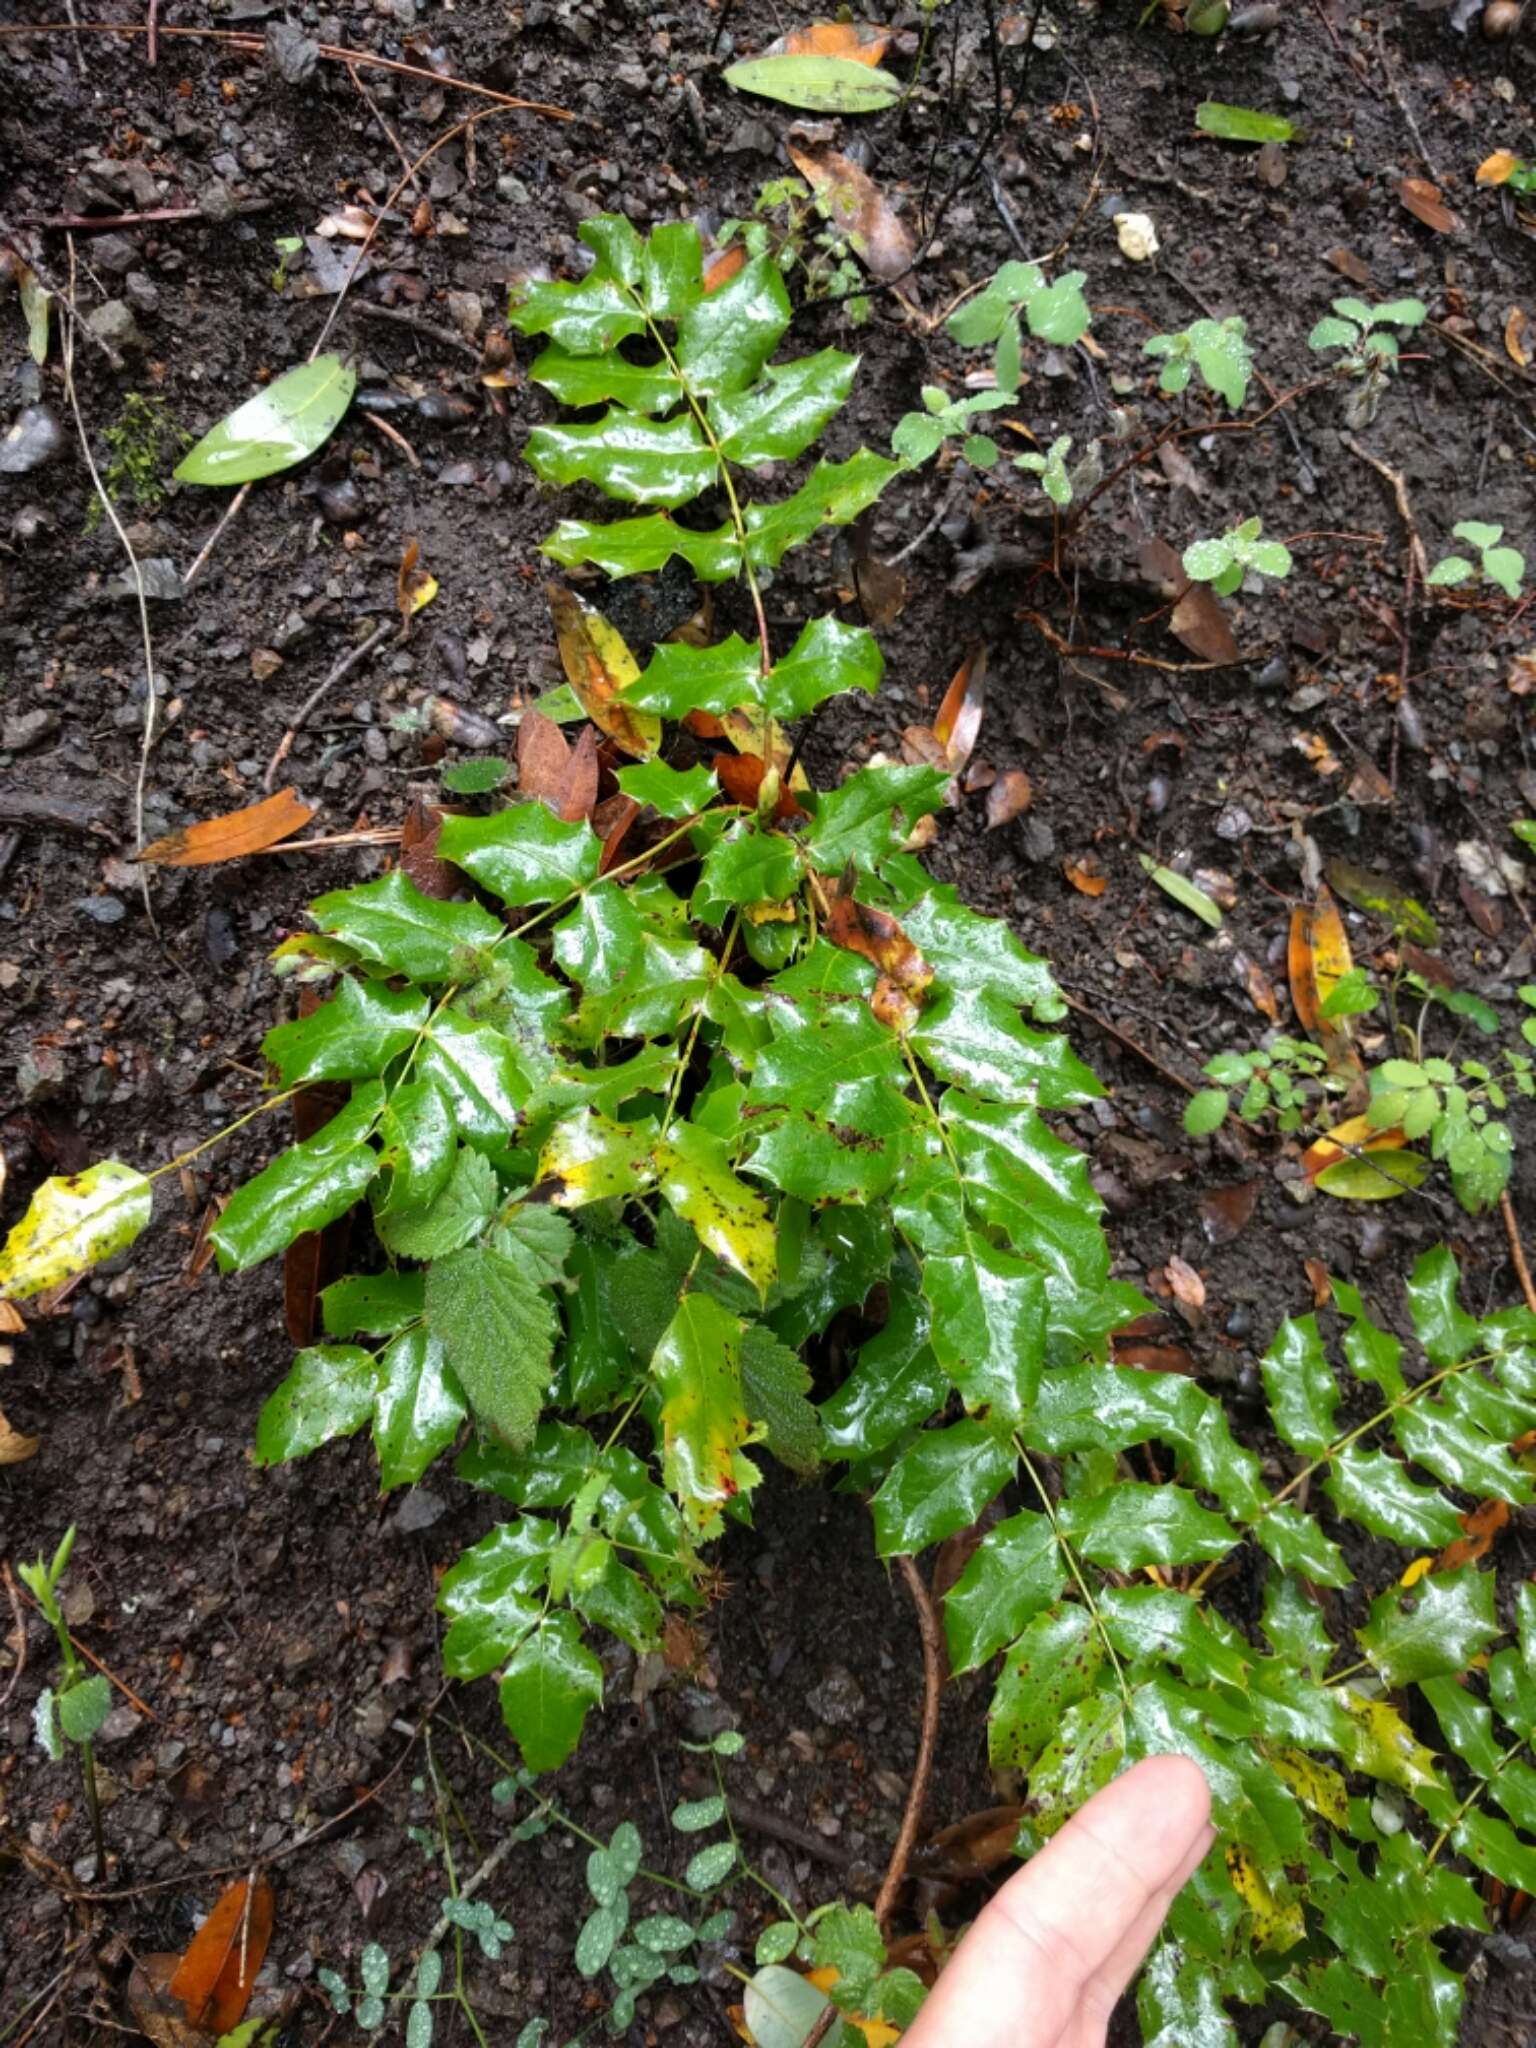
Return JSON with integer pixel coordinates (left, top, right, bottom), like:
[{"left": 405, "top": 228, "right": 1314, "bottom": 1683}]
[
  {"left": 1344, "top": 434, "right": 1430, "bottom": 582},
  {"left": 13, "top": 1581, "right": 158, "bottom": 1722},
  {"left": 874, "top": 1558, "right": 942, "bottom": 1931},
  {"left": 0, "top": 215, "right": 116, "bottom": 364},
  {"left": 146, "top": 0, "right": 159, "bottom": 65},
  {"left": 183, "top": 483, "right": 252, "bottom": 592},
  {"left": 18, "top": 205, "right": 200, "bottom": 230},
  {"left": 1, "top": 1561, "right": 26, "bottom": 1711},
  {"left": 348, "top": 60, "right": 422, "bottom": 193},
  {"left": 1376, "top": 21, "right": 1439, "bottom": 182},
  {"left": 263, "top": 826, "right": 404, "bottom": 854},
  {"left": 889, "top": 474, "right": 967, "bottom": 568},
  {"left": 61, "top": 235, "right": 161, "bottom": 939},
  {"left": 352, "top": 300, "right": 481, "bottom": 362},
  {"left": 364, "top": 411, "right": 420, "bottom": 468},
  {"left": 1061, "top": 990, "right": 1201, "bottom": 1099},
  {"left": 727, "top": 1799, "right": 851, "bottom": 1871},
  {"left": 263, "top": 620, "right": 396, "bottom": 790},
  {"left": 1502, "top": 1191, "right": 1536, "bottom": 1315}
]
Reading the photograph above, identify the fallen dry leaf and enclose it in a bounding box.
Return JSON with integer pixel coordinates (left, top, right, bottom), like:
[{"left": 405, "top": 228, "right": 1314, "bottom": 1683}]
[
  {"left": 1303, "top": 1257, "right": 1331, "bottom": 1308},
  {"left": 399, "top": 796, "right": 454, "bottom": 899},
  {"left": 127, "top": 1954, "right": 208, "bottom": 2048},
  {"left": 787, "top": 144, "right": 915, "bottom": 285},
  {"left": 596, "top": 794, "right": 642, "bottom": 875},
  {"left": 518, "top": 709, "right": 598, "bottom": 824},
  {"left": 397, "top": 537, "right": 437, "bottom": 625},
  {"left": 1113, "top": 1340, "right": 1198, "bottom": 1374},
  {"left": 850, "top": 509, "right": 907, "bottom": 629},
  {"left": 168, "top": 1875, "right": 274, "bottom": 2036},
  {"left": 546, "top": 581, "right": 662, "bottom": 761},
  {"left": 702, "top": 242, "right": 746, "bottom": 295},
  {"left": 912, "top": 1806, "right": 1023, "bottom": 1883},
  {"left": 1507, "top": 652, "right": 1536, "bottom": 696},
  {"left": 1288, "top": 885, "right": 1354, "bottom": 1048},
  {"left": 1294, "top": 730, "right": 1341, "bottom": 777},
  {"left": 1506, "top": 306, "right": 1531, "bottom": 369},
  {"left": 932, "top": 644, "right": 987, "bottom": 775},
  {"left": 763, "top": 18, "right": 894, "bottom": 63},
  {"left": 1235, "top": 950, "right": 1279, "bottom": 1023},
  {"left": 1478, "top": 150, "right": 1521, "bottom": 186},
  {"left": 1199, "top": 1181, "right": 1259, "bottom": 1246},
  {"left": 985, "top": 769, "right": 1033, "bottom": 828},
  {"left": 1326, "top": 246, "right": 1372, "bottom": 285},
  {"left": 1164, "top": 1254, "right": 1206, "bottom": 1318},
  {"left": 1399, "top": 176, "right": 1462, "bottom": 234},
  {"left": 1170, "top": 581, "right": 1239, "bottom": 665},
  {"left": 136, "top": 789, "right": 315, "bottom": 866},
  {"left": 1437, "top": 1498, "right": 1510, "bottom": 1572},
  {"left": 0, "top": 1405, "right": 39, "bottom": 1465},
  {"left": 1064, "top": 859, "right": 1107, "bottom": 898}
]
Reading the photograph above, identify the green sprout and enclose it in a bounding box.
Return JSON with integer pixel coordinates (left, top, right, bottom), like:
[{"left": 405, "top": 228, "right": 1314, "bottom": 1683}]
[
  {"left": 21, "top": 1527, "right": 111, "bottom": 1878},
  {"left": 1014, "top": 433, "right": 1074, "bottom": 506},
  {"left": 271, "top": 235, "right": 303, "bottom": 292},
  {"left": 1142, "top": 316, "right": 1253, "bottom": 410},
  {"left": 1308, "top": 296, "right": 1425, "bottom": 427},
  {"left": 892, "top": 382, "right": 1012, "bottom": 469},
  {"left": 1427, "top": 521, "right": 1526, "bottom": 601},
  {"left": 1181, "top": 516, "right": 1292, "bottom": 595}
]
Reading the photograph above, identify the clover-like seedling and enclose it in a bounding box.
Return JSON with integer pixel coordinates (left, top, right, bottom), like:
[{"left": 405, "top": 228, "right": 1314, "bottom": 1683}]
[
  {"left": 945, "top": 259, "right": 1092, "bottom": 392},
  {"left": 1014, "top": 433, "right": 1074, "bottom": 506},
  {"left": 1142, "top": 316, "right": 1253, "bottom": 411},
  {"left": 892, "top": 382, "right": 1012, "bottom": 469},
  {"left": 1428, "top": 520, "right": 1526, "bottom": 601},
  {"left": 1182, "top": 516, "right": 1292, "bottom": 595},
  {"left": 1308, "top": 296, "right": 1425, "bottom": 426}
]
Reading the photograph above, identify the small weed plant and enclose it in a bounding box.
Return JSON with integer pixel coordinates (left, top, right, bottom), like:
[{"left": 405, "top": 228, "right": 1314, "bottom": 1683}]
[
  {"left": 1428, "top": 518, "right": 1527, "bottom": 601},
  {"left": 22, "top": 1526, "right": 111, "bottom": 1876},
  {"left": 84, "top": 391, "right": 190, "bottom": 529},
  {"left": 8, "top": 219, "right": 1536, "bottom": 2044},
  {"left": 715, "top": 176, "right": 869, "bottom": 324}
]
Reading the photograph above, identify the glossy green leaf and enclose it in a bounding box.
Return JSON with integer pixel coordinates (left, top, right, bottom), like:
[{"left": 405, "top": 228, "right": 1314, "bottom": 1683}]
[
  {"left": 375, "top": 1079, "right": 455, "bottom": 1221},
  {"left": 176, "top": 354, "right": 355, "bottom": 486},
  {"left": 415, "top": 1008, "right": 531, "bottom": 1140},
  {"left": 871, "top": 1420, "right": 1015, "bottom": 1557},
  {"left": 676, "top": 253, "right": 791, "bottom": 396},
  {"left": 1259, "top": 1314, "right": 1339, "bottom": 1455},
  {"left": 711, "top": 350, "right": 856, "bottom": 463},
  {"left": 537, "top": 1110, "right": 657, "bottom": 1208},
  {"left": 438, "top": 803, "right": 601, "bottom": 906},
  {"left": 802, "top": 763, "right": 948, "bottom": 872},
  {"left": 254, "top": 1344, "right": 376, "bottom": 1462},
  {"left": 740, "top": 1323, "right": 823, "bottom": 1475},
  {"left": 911, "top": 989, "right": 1101, "bottom": 1109},
  {"left": 743, "top": 451, "right": 903, "bottom": 570},
  {"left": 425, "top": 1240, "right": 556, "bottom": 1447},
  {"left": 57, "top": 1673, "right": 112, "bottom": 1745},
  {"left": 944, "top": 1511, "right": 1065, "bottom": 1673},
  {"left": 722, "top": 53, "right": 903, "bottom": 114},
  {"left": 543, "top": 514, "right": 742, "bottom": 583},
  {"left": 499, "top": 1612, "right": 605, "bottom": 1772},
  {"left": 652, "top": 1293, "right": 758, "bottom": 1536},
  {"left": 262, "top": 978, "right": 427, "bottom": 1086},
  {"left": 1358, "top": 1567, "right": 1499, "bottom": 1686},
  {"left": 374, "top": 1327, "right": 467, "bottom": 1489},
  {"left": 1099, "top": 1585, "right": 1252, "bottom": 1691},
  {"left": 1324, "top": 1447, "right": 1463, "bottom": 1548},
  {"left": 1138, "top": 1940, "right": 1238, "bottom": 2048},
  {"left": 1138, "top": 855, "right": 1223, "bottom": 929},
  {"left": 988, "top": 1604, "right": 1104, "bottom": 1771},
  {"left": 1406, "top": 1246, "right": 1479, "bottom": 1367},
  {"left": 1059, "top": 1485, "right": 1235, "bottom": 1570},
  {"left": 0, "top": 1158, "right": 153, "bottom": 1301},
  {"left": 308, "top": 871, "right": 502, "bottom": 982},
  {"left": 819, "top": 1284, "right": 946, "bottom": 1460},
  {"left": 655, "top": 1120, "right": 776, "bottom": 1300},
  {"left": 924, "top": 1237, "right": 1046, "bottom": 1426},
  {"left": 895, "top": 886, "right": 1065, "bottom": 1021},
  {"left": 614, "top": 760, "right": 719, "bottom": 819},
  {"left": 529, "top": 346, "right": 682, "bottom": 412},
  {"left": 698, "top": 821, "right": 802, "bottom": 908},
  {"left": 213, "top": 1086, "right": 381, "bottom": 1271},
  {"left": 527, "top": 409, "right": 718, "bottom": 508},
  {"left": 1195, "top": 101, "right": 1297, "bottom": 142},
  {"left": 321, "top": 1269, "right": 424, "bottom": 1338}
]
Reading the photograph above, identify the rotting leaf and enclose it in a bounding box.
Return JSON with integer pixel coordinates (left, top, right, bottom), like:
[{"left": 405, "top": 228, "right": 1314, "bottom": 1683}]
[
  {"left": 136, "top": 790, "right": 315, "bottom": 866},
  {"left": 1436, "top": 1499, "right": 1510, "bottom": 1573},
  {"left": 518, "top": 709, "right": 599, "bottom": 824},
  {"left": 1506, "top": 307, "right": 1530, "bottom": 370},
  {"left": 825, "top": 887, "right": 934, "bottom": 1013},
  {"left": 1168, "top": 581, "right": 1239, "bottom": 666},
  {"left": 167, "top": 1875, "right": 275, "bottom": 2036},
  {"left": 985, "top": 771, "right": 1033, "bottom": 829},
  {"left": 1325, "top": 860, "right": 1439, "bottom": 947},
  {"left": 176, "top": 355, "right": 356, "bottom": 487},
  {"left": 786, "top": 145, "right": 915, "bottom": 286},
  {"left": 546, "top": 582, "right": 662, "bottom": 761},
  {"left": 0, "top": 1161, "right": 153, "bottom": 1301},
  {"left": 1288, "top": 886, "right": 1358, "bottom": 1070},
  {"left": 1065, "top": 859, "right": 1107, "bottom": 898},
  {"left": 760, "top": 20, "right": 895, "bottom": 64}
]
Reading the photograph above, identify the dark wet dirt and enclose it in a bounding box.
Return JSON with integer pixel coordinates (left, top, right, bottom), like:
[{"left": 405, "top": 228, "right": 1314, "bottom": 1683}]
[{"left": 4, "top": 0, "right": 1536, "bottom": 2041}]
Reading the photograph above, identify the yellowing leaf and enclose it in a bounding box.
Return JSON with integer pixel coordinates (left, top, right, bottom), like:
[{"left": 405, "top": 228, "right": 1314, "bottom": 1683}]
[
  {"left": 1288, "top": 886, "right": 1356, "bottom": 1070},
  {"left": 0, "top": 1161, "right": 153, "bottom": 1302},
  {"left": 136, "top": 789, "right": 315, "bottom": 866},
  {"left": 398, "top": 537, "right": 438, "bottom": 622},
  {"left": 804, "top": 1970, "right": 901, "bottom": 2047},
  {"left": 1478, "top": 150, "right": 1520, "bottom": 186},
  {"left": 655, "top": 1121, "right": 776, "bottom": 1299},
  {"left": 763, "top": 21, "right": 895, "bottom": 65},
  {"left": 1506, "top": 306, "right": 1531, "bottom": 369},
  {"left": 1315, "top": 1150, "right": 1427, "bottom": 1201},
  {"left": 786, "top": 144, "right": 916, "bottom": 286},
  {"left": 1400, "top": 1555, "right": 1435, "bottom": 1588},
  {"left": 537, "top": 1110, "right": 657, "bottom": 1208},
  {"left": 653, "top": 1293, "right": 760, "bottom": 1538},
  {"left": 1334, "top": 1688, "right": 1445, "bottom": 1793},
  {"left": 546, "top": 581, "right": 662, "bottom": 760},
  {"left": 1223, "top": 1841, "right": 1305, "bottom": 1952},
  {"left": 1268, "top": 1746, "right": 1348, "bottom": 1828},
  {"left": 1302, "top": 1114, "right": 1407, "bottom": 1182}
]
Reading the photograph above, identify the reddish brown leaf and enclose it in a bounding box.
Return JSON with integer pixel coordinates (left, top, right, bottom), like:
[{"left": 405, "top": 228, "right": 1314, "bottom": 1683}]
[
  {"left": 168, "top": 1876, "right": 274, "bottom": 2035},
  {"left": 1169, "top": 582, "right": 1239, "bottom": 666},
  {"left": 596, "top": 795, "right": 642, "bottom": 875},
  {"left": 1112, "top": 1338, "right": 1198, "bottom": 1375},
  {"left": 850, "top": 509, "right": 907, "bottom": 629},
  {"left": 400, "top": 797, "right": 454, "bottom": 899},
  {"left": 1399, "top": 177, "right": 1462, "bottom": 234},
  {"left": 1460, "top": 878, "right": 1504, "bottom": 939},
  {"left": 984, "top": 769, "right": 1032, "bottom": 829},
  {"left": 517, "top": 710, "right": 599, "bottom": 823},
  {"left": 702, "top": 243, "right": 746, "bottom": 295},
  {"left": 786, "top": 145, "right": 916, "bottom": 286},
  {"left": 913, "top": 1807, "right": 1023, "bottom": 1883},
  {"left": 1235, "top": 950, "right": 1279, "bottom": 1023},
  {"left": 136, "top": 790, "right": 314, "bottom": 866},
  {"left": 1064, "top": 859, "right": 1107, "bottom": 897},
  {"left": 1304, "top": 1257, "right": 1331, "bottom": 1308},
  {"left": 711, "top": 752, "right": 805, "bottom": 822},
  {"left": 1199, "top": 1181, "right": 1259, "bottom": 1246},
  {"left": 1326, "top": 247, "right": 1372, "bottom": 285},
  {"left": 397, "top": 537, "right": 437, "bottom": 626},
  {"left": 1437, "top": 1498, "right": 1510, "bottom": 1572},
  {"left": 1164, "top": 1255, "right": 1206, "bottom": 1318},
  {"left": 932, "top": 644, "right": 987, "bottom": 773},
  {"left": 826, "top": 890, "right": 934, "bottom": 1004},
  {"left": 899, "top": 724, "right": 949, "bottom": 769},
  {"left": 545, "top": 581, "right": 662, "bottom": 761}
]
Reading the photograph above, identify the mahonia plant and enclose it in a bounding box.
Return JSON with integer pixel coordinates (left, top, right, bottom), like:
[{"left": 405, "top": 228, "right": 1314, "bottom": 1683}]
[{"left": 5, "top": 220, "right": 1536, "bottom": 2045}]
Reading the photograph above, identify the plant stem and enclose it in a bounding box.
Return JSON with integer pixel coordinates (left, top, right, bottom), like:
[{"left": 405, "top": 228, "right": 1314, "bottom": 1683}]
[{"left": 79, "top": 1740, "right": 105, "bottom": 1881}]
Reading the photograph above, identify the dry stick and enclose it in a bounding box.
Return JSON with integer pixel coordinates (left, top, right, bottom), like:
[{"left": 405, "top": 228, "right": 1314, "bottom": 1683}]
[
  {"left": 1502, "top": 1191, "right": 1536, "bottom": 1315},
  {"left": 1061, "top": 990, "right": 1201, "bottom": 1099},
  {"left": 1343, "top": 435, "right": 1430, "bottom": 582},
  {"left": 60, "top": 236, "right": 161, "bottom": 931},
  {"left": 263, "top": 620, "right": 396, "bottom": 789},
  {"left": 0, "top": 214, "right": 116, "bottom": 365},
  {"left": 0, "top": 1561, "right": 26, "bottom": 1712},
  {"left": 364, "top": 410, "right": 420, "bottom": 468},
  {"left": 352, "top": 299, "right": 481, "bottom": 361},
  {"left": 348, "top": 58, "right": 423, "bottom": 193},
  {"left": 1376, "top": 20, "right": 1440, "bottom": 183}
]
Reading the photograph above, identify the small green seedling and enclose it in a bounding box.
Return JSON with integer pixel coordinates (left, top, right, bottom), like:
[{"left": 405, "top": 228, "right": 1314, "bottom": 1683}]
[
  {"left": 1142, "top": 316, "right": 1253, "bottom": 410},
  {"left": 946, "top": 259, "right": 1093, "bottom": 385},
  {"left": 21, "top": 1526, "right": 111, "bottom": 1877},
  {"left": 271, "top": 236, "right": 303, "bottom": 292},
  {"left": 1182, "top": 516, "right": 1292, "bottom": 595},
  {"left": 1014, "top": 433, "right": 1074, "bottom": 506},
  {"left": 1427, "top": 521, "right": 1526, "bottom": 601},
  {"left": 1308, "top": 296, "right": 1425, "bottom": 427},
  {"left": 717, "top": 177, "right": 868, "bottom": 323},
  {"left": 892, "top": 382, "right": 1013, "bottom": 469}
]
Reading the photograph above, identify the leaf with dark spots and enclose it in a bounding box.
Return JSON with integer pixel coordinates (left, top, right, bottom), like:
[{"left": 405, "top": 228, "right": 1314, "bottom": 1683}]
[{"left": 825, "top": 890, "right": 933, "bottom": 1009}]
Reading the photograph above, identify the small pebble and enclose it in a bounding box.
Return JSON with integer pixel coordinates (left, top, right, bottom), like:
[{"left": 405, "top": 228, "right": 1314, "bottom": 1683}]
[
  {"left": 76, "top": 895, "right": 127, "bottom": 924},
  {"left": 0, "top": 404, "right": 63, "bottom": 475}
]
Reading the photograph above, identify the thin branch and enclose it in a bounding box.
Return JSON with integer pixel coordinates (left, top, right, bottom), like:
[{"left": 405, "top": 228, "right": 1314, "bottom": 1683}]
[
  {"left": 874, "top": 1557, "right": 943, "bottom": 1932},
  {"left": 263, "top": 620, "right": 396, "bottom": 789},
  {"left": 1502, "top": 1190, "right": 1536, "bottom": 1315}
]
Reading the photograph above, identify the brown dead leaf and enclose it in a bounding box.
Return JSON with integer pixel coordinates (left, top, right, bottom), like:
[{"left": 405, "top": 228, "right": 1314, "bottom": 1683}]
[
  {"left": 1235, "top": 950, "right": 1279, "bottom": 1022},
  {"left": 1294, "top": 730, "right": 1342, "bottom": 777},
  {"left": 1064, "top": 859, "right": 1107, "bottom": 897},
  {"left": 545, "top": 582, "right": 662, "bottom": 761},
  {"left": 1399, "top": 176, "right": 1462, "bottom": 234},
  {"left": 0, "top": 1299, "right": 23, "bottom": 1335},
  {"left": 596, "top": 794, "right": 642, "bottom": 875},
  {"left": 1346, "top": 752, "right": 1392, "bottom": 806},
  {"left": 984, "top": 770, "right": 1033, "bottom": 828},
  {"left": 400, "top": 796, "right": 454, "bottom": 899},
  {"left": 899, "top": 724, "right": 949, "bottom": 769},
  {"left": 168, "top": 1875, "right": 274, "bottom": 2036},
  {"left": 702, "top": 243, "right": 746, "bottom": 295},
  {"left": 136, "top": 789, "right": 314, "bottom": 866},
  {"left": 712, "top": 752, "right": 806, "bottom": 822},
  {"left": 0, "top": 1405, "right": 39, "bottom": 1465},
  {"left": 1169, "top": 582, "right": 1239, "bottom": 665},
  {"left": 1507, "top": 652, "right": 1536, "bottom": 696},
  {"left": 397, "top": 537, "right": 437, "bottom": 626},
  {"left": 850, "top": 509, "right": 907, "bottom": 629},
  {"left": 913, "top": 1807, "right": 1023, "bottom": 1883},
  {"left": 786, "top": 145, "right": 915, "bottom": 285},
  {"left": 1506, "top": 307, "right": 1531, "bottom": 369},
  {"left": 1326, "top": 246, "right": 1372, "bottom": 285},
  {"left": 1199, "top": 1181, "right": 1259, "bottom": 1246},
  {"left": 1289, "top": 886, "right": 1354, "bottom": 1048},
  {"left": 1437, "top": 1498, "right": 1510, "bottom": 1572},
  {"left": 1303, "top": 1257, "right": 1331, "bottom": 1308},
  {"left": 1113, "top": 1340, "right": 1198, "bottom": 1374},
  {"left": 826, "top": 887, "right": 934, "bottom": 1007},
  {"left": 932, "top": 645, "right": 987, "bottom": 774},
  {"left": 517, "top": 710, "right": 599, "bottom": 824},
  {"left": 764, "top": 19, "right": 894, "bottom": 63},
  {"left": 128, "top": 1954, "right": 208, "bottom": 2048},
  {"left": 1165, "top": 1254, "right": 1206, "bottom": 1318},
  {"left": 1478, "top": 150, "right": 1521, "bottom": 186}
]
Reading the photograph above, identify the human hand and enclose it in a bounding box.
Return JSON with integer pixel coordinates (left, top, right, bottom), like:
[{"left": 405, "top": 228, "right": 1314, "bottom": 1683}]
[{"left": 898, "top": 1757, "right": 1214, "bottom": 2048}]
